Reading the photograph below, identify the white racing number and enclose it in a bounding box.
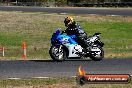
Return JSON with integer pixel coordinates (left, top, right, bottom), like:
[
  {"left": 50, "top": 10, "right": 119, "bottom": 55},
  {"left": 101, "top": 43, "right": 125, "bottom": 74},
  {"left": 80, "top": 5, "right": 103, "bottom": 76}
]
[{"left": 60, "top": 38, "right": 69, "bottom": 44}]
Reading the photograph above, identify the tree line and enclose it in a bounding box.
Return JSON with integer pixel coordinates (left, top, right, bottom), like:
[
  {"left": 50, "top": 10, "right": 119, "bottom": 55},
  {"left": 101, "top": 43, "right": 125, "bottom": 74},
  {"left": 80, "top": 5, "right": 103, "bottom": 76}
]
[
  {"left": 0, "top": 0, "right": 132, "bottom": 7},
  {"left": 0, "top": 0, "right": 131, "bottom": 3}
]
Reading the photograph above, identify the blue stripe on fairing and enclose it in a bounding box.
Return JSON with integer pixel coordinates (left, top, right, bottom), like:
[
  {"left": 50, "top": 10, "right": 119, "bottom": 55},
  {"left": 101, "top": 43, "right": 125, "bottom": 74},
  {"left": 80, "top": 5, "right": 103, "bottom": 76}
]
[{"left": 57, "top": 35, "right": 77, "bottom": 44}]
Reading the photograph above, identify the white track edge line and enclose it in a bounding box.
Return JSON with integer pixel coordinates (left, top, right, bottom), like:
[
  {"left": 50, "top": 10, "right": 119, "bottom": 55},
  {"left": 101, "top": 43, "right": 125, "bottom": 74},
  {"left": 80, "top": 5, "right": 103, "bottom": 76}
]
[
  {"left": 7, "top": 78, "right": 21, "bottom": 80},
  {"left": 5, "top": 75, "right": 132, "bottom": 79}
]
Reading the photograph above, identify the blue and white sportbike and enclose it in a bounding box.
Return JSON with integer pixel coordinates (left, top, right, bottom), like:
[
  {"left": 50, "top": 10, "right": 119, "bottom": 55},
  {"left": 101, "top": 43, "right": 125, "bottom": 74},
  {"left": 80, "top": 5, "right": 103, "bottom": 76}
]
[{"left": 49, "top": 29, "right": 104, "bottom": 61}]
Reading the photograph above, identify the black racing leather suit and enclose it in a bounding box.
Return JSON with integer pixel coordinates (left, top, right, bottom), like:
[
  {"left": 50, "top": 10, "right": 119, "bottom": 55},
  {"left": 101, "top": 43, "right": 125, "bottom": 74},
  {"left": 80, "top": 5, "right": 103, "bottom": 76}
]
[{"left": 64, "top": 21, "right": 88, "bottom": 48}]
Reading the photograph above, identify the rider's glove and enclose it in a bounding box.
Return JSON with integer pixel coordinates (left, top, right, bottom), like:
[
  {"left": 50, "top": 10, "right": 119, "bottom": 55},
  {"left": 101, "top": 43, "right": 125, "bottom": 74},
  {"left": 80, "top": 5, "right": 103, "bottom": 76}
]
[{"left": 61, "top": 30, "right": 65, "bottom": 34}]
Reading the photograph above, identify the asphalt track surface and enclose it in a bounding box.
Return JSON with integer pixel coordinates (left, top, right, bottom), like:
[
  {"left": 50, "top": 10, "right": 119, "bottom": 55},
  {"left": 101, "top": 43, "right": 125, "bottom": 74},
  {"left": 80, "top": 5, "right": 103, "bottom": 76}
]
[
  {"left": 0, "top": 6, "right": 132, "bottom": 16},
  {"left": 0, "top": 58, "right": 132, "bottom": 78}
]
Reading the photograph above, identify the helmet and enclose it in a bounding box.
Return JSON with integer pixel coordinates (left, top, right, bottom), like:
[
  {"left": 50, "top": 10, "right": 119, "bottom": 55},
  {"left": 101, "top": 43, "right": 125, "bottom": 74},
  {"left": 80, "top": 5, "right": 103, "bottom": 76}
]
[{"left": 64, "top": 16, "right": 74, "bottom": 27}]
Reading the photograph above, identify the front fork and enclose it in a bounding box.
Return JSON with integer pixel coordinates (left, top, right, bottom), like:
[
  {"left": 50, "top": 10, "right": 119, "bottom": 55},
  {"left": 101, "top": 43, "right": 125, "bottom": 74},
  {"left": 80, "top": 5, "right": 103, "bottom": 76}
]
[
  {"left": 58, "top": 45, "right": 63, "bottom": 59},
  {"left": 58, "top": 45, "right": 62, "bottom": 52}
]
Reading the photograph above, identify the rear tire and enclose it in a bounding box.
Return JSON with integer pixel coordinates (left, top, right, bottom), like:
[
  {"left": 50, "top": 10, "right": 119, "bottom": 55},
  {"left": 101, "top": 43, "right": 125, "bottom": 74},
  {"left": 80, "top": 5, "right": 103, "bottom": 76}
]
[{"left": 49, "top": 45, "right": 66, "bottom": 62}]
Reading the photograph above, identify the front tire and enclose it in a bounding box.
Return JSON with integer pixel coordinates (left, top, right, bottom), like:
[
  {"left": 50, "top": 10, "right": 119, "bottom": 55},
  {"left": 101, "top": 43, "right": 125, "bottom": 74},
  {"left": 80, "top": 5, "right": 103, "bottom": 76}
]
[
  {"left": 49, "top": 45, "right": 66, "bottom": 61},
  {"left": 90, "top": 46, "right": 104, "bottom": 61}
]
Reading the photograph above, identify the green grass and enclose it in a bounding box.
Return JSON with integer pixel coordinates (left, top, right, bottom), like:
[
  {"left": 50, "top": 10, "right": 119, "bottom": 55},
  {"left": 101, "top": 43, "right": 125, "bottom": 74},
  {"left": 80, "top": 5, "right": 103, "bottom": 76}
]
[
  {"left": 0, "top": 78, "right": 74, "bottom": 88},
  {"left": 0, "top": 78, "right": 74, "bottom": 86},
  {"left": 0, "top": 11, "right": 132, "bottom": 59},
  {"left": 0, "top": 77, "right": 132, "bottom": 88}
]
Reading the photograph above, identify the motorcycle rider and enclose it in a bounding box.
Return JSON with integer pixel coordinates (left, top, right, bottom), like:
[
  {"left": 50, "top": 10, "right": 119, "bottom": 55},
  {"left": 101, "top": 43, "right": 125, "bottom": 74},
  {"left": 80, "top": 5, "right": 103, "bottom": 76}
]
[{"left": 63, "top": 16, "right": 89, "bottom": 49}]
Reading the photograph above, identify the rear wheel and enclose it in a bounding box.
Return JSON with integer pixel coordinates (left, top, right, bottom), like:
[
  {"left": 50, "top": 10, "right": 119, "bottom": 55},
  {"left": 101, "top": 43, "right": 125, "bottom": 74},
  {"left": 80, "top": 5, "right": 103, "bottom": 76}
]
[
  {"left": 49, "top": 45, "right": 66, "bottom": 61},
  {"left": 90, "top": 46, "right": 104, "bottom": 61}
]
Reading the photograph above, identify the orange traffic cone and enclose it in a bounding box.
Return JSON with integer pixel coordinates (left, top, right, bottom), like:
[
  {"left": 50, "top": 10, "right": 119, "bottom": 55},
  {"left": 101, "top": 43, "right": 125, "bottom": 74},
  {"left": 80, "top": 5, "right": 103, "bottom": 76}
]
[
  {"left": 22, "top": 42, "right": 27, "bottom": 59},
  {"left": 2, "top": 47, "right": 4, "bottom": 57}
]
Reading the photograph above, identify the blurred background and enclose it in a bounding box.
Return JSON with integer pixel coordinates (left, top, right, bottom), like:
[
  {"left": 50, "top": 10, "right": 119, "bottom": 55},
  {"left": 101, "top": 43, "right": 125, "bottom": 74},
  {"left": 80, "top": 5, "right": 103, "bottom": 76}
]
[{"left": 0, "top": 0, "right": 132, "bottom": 7}]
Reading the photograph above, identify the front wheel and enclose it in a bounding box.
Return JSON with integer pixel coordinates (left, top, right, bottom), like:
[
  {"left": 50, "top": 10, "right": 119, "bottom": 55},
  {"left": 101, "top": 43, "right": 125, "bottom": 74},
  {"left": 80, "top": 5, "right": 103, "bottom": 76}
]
[
  {"left": 90, "top": 46, "right": 104, "bottom": 61},
  {"left": 49, "top": 45, "right": 66, "bottom": 61}
]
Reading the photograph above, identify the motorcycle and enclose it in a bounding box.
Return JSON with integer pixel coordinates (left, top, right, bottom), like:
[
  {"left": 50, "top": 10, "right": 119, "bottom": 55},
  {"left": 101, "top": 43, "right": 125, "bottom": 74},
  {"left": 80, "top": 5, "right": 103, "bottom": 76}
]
[{"left": 49, "top": 29, "right": 104, "bottom": 61}]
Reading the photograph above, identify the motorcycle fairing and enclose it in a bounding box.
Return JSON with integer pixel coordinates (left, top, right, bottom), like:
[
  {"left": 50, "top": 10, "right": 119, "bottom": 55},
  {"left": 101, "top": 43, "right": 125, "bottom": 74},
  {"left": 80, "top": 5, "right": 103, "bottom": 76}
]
[
  {"left": 51, "top": 30, "right": 82, "bottom": 58},
  {"left": 57, "top": 35, "right": 82, "bottom": 58}
]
